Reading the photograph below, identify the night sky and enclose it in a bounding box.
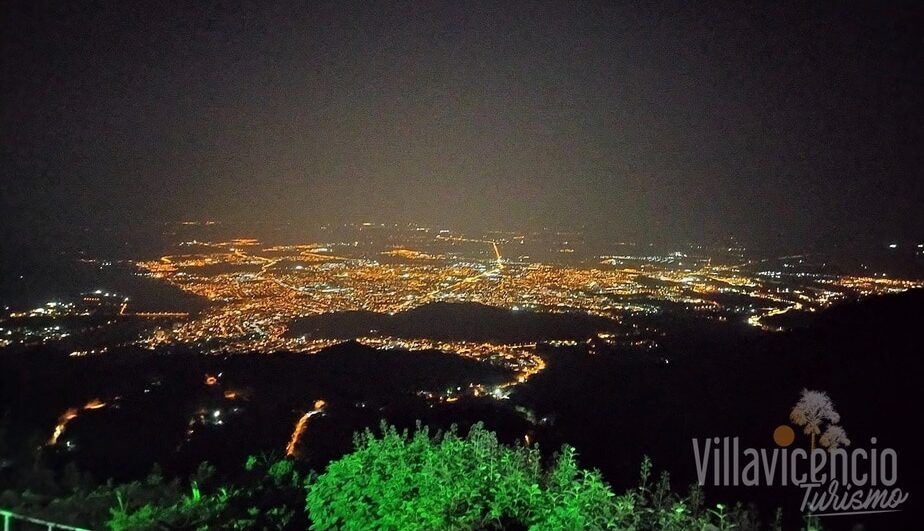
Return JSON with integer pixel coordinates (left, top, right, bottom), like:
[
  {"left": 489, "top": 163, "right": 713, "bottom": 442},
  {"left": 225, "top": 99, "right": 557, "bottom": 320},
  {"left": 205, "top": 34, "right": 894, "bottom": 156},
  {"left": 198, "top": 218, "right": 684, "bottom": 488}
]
[{"left": 2, "top": 1, "right": 921, "bottom": 250}]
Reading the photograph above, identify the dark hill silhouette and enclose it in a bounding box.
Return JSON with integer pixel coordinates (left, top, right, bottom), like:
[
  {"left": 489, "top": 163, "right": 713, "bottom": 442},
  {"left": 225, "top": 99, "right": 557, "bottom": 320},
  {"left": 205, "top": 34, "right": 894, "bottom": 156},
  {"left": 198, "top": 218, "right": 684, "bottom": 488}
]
[
  {"left": 0, "top": 340, "right": 512, "bottom": 481},
  {"left": 286, "top": 301, "right": 620, "bottom": 342},
  {"left": 517, "top": 288, "right": 924, "bottom": 531}
]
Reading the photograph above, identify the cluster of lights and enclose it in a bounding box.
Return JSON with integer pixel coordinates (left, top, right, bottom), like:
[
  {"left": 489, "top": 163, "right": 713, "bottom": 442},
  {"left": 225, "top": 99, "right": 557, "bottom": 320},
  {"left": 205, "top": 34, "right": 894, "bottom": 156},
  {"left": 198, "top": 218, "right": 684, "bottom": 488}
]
[{"left": 129, "top": 237, "right": 923, "bottom": 386}]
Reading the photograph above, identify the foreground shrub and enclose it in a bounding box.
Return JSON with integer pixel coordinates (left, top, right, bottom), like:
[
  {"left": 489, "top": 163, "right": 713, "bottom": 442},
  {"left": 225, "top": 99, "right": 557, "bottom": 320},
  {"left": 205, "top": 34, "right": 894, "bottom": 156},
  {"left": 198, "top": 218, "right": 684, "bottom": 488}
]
[
  {"left": 106, "top": 456, "right": 306, "bottom": 530},
  {"left": 305, "top": 422, "right": 804, "bottom": 530},
  {"left": 306, "top": 422, "right": 616, "bottom": 529}
]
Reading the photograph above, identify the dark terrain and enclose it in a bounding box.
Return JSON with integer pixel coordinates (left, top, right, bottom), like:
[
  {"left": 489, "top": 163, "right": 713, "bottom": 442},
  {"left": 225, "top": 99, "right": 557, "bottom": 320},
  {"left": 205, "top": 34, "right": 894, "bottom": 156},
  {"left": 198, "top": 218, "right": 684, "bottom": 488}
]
[{"left": 1, "top": 291, "right": 922, "bottom": 529}]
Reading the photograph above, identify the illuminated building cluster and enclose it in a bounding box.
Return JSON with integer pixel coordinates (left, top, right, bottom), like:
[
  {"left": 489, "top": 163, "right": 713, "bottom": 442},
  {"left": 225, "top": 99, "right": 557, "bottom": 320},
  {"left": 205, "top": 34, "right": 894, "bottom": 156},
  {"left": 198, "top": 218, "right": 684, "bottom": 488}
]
[
  {"left": 3, "top": 232, "right": 919, "bottom": 394},
  {"left": 126, "top": 236, "right": 922, "bottom": 390}
]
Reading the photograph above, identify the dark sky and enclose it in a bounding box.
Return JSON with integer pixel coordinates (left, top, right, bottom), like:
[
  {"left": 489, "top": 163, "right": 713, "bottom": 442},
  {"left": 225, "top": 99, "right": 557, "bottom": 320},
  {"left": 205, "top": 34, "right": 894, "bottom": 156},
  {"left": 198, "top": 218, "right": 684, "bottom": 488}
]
[{"left": 2, "top": 0, "right": 922, "bottom": 250}]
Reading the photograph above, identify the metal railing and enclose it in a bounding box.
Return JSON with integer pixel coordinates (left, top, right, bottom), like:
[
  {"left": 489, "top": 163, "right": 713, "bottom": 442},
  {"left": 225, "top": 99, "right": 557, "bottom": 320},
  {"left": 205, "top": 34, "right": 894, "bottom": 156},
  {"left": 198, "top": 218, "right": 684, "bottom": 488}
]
[{"left": 0, "top": 509, "right": 91, "bottom": 531}]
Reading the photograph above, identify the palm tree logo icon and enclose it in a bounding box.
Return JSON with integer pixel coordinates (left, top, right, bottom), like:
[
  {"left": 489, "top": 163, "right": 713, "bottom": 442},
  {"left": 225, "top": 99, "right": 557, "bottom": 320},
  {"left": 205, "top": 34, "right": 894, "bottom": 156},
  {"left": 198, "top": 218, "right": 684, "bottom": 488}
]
[{"left": 784, "top": 388, "right": 850, "bottom": 451}]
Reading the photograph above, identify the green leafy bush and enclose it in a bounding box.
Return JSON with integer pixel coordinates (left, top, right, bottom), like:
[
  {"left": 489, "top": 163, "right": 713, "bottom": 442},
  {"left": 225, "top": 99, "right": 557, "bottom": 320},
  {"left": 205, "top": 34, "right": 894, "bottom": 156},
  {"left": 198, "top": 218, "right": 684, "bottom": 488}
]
[
  {"left": 305, "top": 422, "right": 803, "bottom": 531},
  {"left": 106, "top": 457, "right": 305, "bottom": 530}
]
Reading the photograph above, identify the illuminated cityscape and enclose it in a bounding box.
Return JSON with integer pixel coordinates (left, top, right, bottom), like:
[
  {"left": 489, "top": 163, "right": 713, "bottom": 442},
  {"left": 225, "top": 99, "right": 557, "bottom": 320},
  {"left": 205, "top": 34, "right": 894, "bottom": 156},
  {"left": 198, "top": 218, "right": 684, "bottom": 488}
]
[
  {"left": 3, "top": 0, "right": 922, "bottom": 527},
  {"left": 5, "top": 226, "right": 918, "bottom": 394},
  {"left": 5, "top": 224, "right": 920, "bottom": 480},
  {"left": 130, "top": 230, "right": 920, "bottom": 357}
]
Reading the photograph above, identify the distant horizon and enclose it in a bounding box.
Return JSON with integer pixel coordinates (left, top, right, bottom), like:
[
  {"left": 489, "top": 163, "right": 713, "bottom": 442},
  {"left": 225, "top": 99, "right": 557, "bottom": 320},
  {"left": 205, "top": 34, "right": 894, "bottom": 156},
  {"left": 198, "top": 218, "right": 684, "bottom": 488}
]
[
  {"left": 3, "top": 2, "right": 922, "bottom": 255},
  {"left": 4, "top": 216, "right": 922, "bottom": 255}
]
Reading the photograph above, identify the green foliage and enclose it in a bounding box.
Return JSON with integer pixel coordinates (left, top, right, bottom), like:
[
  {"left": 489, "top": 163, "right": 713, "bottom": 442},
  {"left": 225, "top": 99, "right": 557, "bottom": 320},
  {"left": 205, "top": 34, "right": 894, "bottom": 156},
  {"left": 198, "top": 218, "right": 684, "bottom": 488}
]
[
  {"left": 305, "top": 422, "right": 801, "bottom": 531},
  {"left": 105, "top": 455, "right": 305, "bottom": 530},
  {"left": 107, "top": 481, "right": 234, "bottom": 531}
]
